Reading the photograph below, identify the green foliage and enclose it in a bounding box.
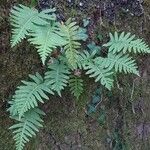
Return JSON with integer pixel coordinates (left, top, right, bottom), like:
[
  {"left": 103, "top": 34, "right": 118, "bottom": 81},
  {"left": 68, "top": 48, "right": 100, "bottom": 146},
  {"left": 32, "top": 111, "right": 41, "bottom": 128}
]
[
  {"left": 95, "top": 52, "right": 139, "bottom": 75},
  {"left": 8, "top": 4, "right": 150, "bottom": 150},
  {"left": 103, "top": 32, "right": 150, "bottom": 54},
  {"left": 8, "top": 73, "right": 53, "bottom": 120},
  {"left": 85, "top": 60, "right": 114, "bottom": 90},
  {"left": 111, "top": 130, "right": 127, "bottom": 150},
  {"left": 83, "top": 18, "right": 90, "bottom": 27},
  {"left": 58, "top": 19, "right": 87, "bottom": 68},
  {"left": 28, "top": 22, "right": 66, "bottom": 64},
  {"left": 9, "top": 108, "right": 45, "bottom": 150},
  {"left": 69, "top": 75, "right": 83, "bottom": 99},
  {"left": 30, "top": 0, "right": 37, "bottom": 7},
  {"left": 77, "top": 50, "right": 97, "bottom": 69},
  {"left": 44, "top": 60, "right": 70, "bottom": 96},
  {"left": 87, "top": 42, "right": 101, "bottom": 54},
  {"left": 10, "top": 4, "right": 56, "bottom": 47},
  {"left": 87, "top": 87, "right": 101, "bottom": 115},
  {"left": 77, "top": 51, "right": 114, "bottom": 90},
  {"left": 98, "top": 108, "right": 106, "bottom": 126}
]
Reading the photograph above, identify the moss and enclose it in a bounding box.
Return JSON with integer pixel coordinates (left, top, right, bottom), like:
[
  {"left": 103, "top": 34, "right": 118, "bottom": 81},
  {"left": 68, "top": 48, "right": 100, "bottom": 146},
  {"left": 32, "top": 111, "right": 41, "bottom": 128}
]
[
  {"left": 144, "top": 0, "right": 150, "bottom": 5},
  {"left": 0, "top": 115, "right": 15, "bottom": 150},
  {"left": 0, "top": 0, "right": 150, "bottom": 149}
]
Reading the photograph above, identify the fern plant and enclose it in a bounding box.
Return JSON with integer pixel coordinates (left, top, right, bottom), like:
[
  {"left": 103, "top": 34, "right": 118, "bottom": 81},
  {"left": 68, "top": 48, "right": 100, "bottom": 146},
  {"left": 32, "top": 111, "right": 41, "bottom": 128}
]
[
  {"left": 8, "top": 4, "right": 150, "bottom": 150},
  {"left": 103, "top": 32, "right": 150, "bottom": 54},
  {"left": 9, "top": 108, "right": 45, "bottom": 150},
  {"left": 10, "top": 4, "right": 56, "bottom": 47},
  {"left": 58, "top": 18, "right": 87, "bottom": 68},
  {"left": 69, "top": 75, "right": 84, "bottom": 99},
  {"left": 44, "top": 60, "right": 70, "bottom": 96},
  {"left": 8, "top": 73, "right": 53, "bottom": 119}
]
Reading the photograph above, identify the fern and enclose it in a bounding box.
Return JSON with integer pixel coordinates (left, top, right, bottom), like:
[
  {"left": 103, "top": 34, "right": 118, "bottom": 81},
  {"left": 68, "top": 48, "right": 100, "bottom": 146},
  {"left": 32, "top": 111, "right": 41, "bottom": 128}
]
[
  {"left": 77, "top": 50, "right": 97, "bottom": 69},
  {"left": 58, "top": 19, "right": 87, "bottom": 68},
  {"left": 77, "top": 51, "right": 114, "bottom": 90},
  {"left": 44, "top": 61, "right": 70, "bottom": 96},
  {"left": 69, "top": 75, "right": 83, "bottom": 99},
  {"left": 8, "top": 73, "right": 53, "bottom": 120},
  {"left": 28, "top": 22, "right": 67, "bottom": 64},
  {"left": 10, "top": 4, "right": 56, "bottom": 47},
  {"left": 84, "top": 60, "right": 114, "bottom": 90},
  {"left": 8, "top": 4, "right": 150, "bottom": 150},
  {"left": 103, "top": 32, "right": 150, "bottom": 54},
  {"left": 9, "top": 108, "right": 45, "bottom": 150},
  {"left": 94, "top": 52, "right": 139, "bottom": 75}
]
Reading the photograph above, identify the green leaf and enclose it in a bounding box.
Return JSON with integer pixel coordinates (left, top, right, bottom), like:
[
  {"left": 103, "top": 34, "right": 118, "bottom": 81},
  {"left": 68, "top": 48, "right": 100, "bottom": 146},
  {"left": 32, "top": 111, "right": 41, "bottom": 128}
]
[
  {"left": 95, "top": 52, "right": 139, "bottom": 75},
  {"left": 85, "top": 61, "right": 114, "bottom": 90},
  {"left": 10, "top": 108, "right": 45, "bottom": 150},
  {"left": 103, "top": 32, "right": 150, "bottom": 54},
  {"left": 87, "top": 42, "right": 101, "bottom": 54},
  {"left": 98, "top": 109, "right": 106, "bottom": 126},
  {"left": 83, "top": 18, "right": 90, "bottom": 27},
  {"left": 44, "top": 61, "right": 70, "bottom": 96},
  {"left": 58, "top": 19, "right": 87, "bottom": 68},
  {"left": 8, "top": 73, "right": 53, "bottom": 119},
  {"left": 69, "top": 75, "right": 83, "bottom": 99},
  {"left": 10, "top": 4, "right": 56, "bottom": 47},
  {"left": 92, "top": 95, "right": 100, "bottom": 105},
  {"left": 28, "top": 22, "right": 67, "bottom": 64},
  {"left": 77, "top": 50, "right": 97, "bottom": 69},
  {"left": 87, "top": 104, "right": 96, "bottom": 114}
]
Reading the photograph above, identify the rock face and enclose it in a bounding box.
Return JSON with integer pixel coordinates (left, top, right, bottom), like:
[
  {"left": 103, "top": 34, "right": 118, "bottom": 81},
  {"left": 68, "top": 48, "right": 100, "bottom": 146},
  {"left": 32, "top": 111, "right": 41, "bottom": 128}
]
[
  {"left": 38, "top": 0, "right": 144, "bottom": 21},
  {"left": 0, "top": 0, "right": 150, "bottom": 150}
]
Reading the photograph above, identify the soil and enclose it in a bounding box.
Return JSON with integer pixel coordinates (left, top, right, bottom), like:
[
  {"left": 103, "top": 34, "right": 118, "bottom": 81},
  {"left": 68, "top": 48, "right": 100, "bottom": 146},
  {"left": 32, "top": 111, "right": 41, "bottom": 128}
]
[{"left": 0, "top": 0, "right": 150, "bottom": 150}]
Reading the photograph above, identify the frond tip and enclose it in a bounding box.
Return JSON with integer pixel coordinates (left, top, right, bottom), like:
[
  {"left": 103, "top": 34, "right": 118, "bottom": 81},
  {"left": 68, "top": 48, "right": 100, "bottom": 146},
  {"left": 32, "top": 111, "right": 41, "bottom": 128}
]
[
  {"left": 84, "top": 61, "right": 114, "bottom": 90},
  {"left": 95, "top": 53, "right": 139, "bottom": 76},
  {"left": 10, "top": 108, "right": 45, "bottom": 150},
  {"left": 8, "top": 73, "right": 53, "bottom": 119},
  {"left": 58, "top": 19, "right": 88, "bottom": 68},
  {"left": 44, "top": 61, "right": 70, "bottom": 96},
  {"left": 69, "top": 75, "right": 83, "bottom": 99},
  {"left": 10, "top": 4, "right": 56, "bottom": 47},
  {"left": 103, "top": 32, "right": 150, "bottom": 54},
  {"left": 28, "top": 22, "right": 66, "bottom": 64}
]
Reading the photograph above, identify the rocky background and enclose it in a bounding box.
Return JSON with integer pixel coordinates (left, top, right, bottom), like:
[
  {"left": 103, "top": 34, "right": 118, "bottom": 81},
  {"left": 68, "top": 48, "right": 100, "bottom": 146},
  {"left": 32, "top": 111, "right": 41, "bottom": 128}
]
[{"left": 0, "top": 0, "right": 150, "bottom": 149}]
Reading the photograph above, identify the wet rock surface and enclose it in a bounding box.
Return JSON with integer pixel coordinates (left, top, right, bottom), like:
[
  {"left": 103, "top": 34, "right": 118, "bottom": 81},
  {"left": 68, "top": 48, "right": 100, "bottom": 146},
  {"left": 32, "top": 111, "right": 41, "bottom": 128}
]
[{"left": 38, "top": 0, "right": 144, "bottom": 23}]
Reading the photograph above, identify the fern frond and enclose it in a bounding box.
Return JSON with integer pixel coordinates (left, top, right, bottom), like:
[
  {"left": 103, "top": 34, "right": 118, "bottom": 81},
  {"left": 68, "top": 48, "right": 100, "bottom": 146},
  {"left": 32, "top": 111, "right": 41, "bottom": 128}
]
[
  {"left": 28, "top": 22, "right": 67, "bottom": 64},
  {"left": 8, "top": 73, "right": 53, "bottom": 119},
  {"left": 58, "top": 19, "right": 87, "bottom": 68},
  {"left": 10, "top": 4, "right": 56, "bottom": 47},
  {"left": 69, "top": 75, "right": 83, "bottom": 99},
  {"left": 76, "top": 50, "right": 113, "bottom": 90},
  {"left": 103, "top": 32, "right": 150, "bottom": 54},
  {"left": 44, "top": 61, "right": 70, "bottom": 96},
  {"left": 10, "top": 108, "right": 45, "bottom": 150},
  {"left": 77, "top": 50, "right": 97, "bottom": 69},
  {"left": 95, "top": 53, "right": 139, "bottom": 75},
  {"left": 85, "top": 61, "right": 114, "bottom": 90}
]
